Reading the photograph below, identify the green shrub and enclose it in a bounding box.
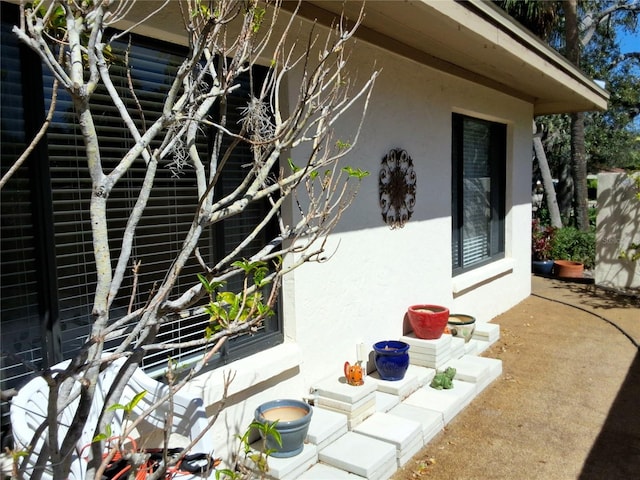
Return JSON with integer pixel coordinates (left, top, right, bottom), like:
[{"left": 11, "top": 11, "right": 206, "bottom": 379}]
[{"left": 550, "top": 227, "right": 595, "bottom": 269}]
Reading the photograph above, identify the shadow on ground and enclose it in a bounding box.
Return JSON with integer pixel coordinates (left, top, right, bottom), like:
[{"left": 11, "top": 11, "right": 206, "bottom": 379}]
[
  {"left": 579, "top": 349, "right": 640, "bottom": 479},
  {"left": 551, "top": 281, "right": 640, "bottom": 311}
]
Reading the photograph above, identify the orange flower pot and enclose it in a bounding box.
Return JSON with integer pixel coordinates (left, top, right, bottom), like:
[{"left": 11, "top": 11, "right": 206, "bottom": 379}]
[{"left": 553, "top": 260, "right": 584, "bottom": 278}]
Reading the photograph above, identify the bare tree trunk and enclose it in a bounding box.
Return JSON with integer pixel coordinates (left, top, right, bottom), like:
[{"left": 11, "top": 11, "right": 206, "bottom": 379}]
[
  {"left": 557, "top": 161, "right": 573, "bottom": 224},
  {"left": 570, "top": 111, "right": 589, "bottom": 230},
  {"left": 564, "top": 0, "right": 589, "bottom": 230},
  {"left": 532, "top": 121, "right": 562, "bottom": 228}
]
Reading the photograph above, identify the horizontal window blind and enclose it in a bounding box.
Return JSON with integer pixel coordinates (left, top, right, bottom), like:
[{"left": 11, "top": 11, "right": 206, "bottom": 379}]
[
  {"left": 451, "top": 113, "right": 506, "bottom": 273},
  {"left": 1, "top": 12, "right": 281, "bottom": 429},
  {"left": 0, "top": 12, "right": 42, "bottom": 435},
  {"left": 46, "top": 38, "right": 279, "bottom": 373}
]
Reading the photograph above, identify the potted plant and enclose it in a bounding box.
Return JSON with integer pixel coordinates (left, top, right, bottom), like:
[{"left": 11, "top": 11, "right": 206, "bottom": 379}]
[
  {"left": 254, "top": 399, "right": 313, "bottom": 458},
  {"left": 550, "top": 226, "right": 595, "bottom": 278},
  {"left": 373, "top": 340, "right": 410, "bottom": 381},
  {"left": 531, "top": 219, "right": 556, "bottom": 275},
  {"left": 407, "top": 304, "right": 450, "bottom": 339}
]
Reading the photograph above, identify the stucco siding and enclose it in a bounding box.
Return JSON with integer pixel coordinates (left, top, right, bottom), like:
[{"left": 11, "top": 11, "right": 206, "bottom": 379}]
[{"left": 278, "top": 24, "right": 533, "bottom": 388}]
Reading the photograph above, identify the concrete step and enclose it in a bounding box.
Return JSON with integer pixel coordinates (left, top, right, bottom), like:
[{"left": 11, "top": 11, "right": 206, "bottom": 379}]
[
  {"left": 307, "top": 406, "right": 348, "bottom": 451},
  {"left": 266, "top": 324, "right": 501, "bottom": 479},
  {"left": 367, "top": 370, "right": 420, "bottom": 399},
  {"left": 445, "top": 354, "right": 503, "bottom": 395},
  {"left": 375, "top": 391, "right": 400, "bottom": 413},
  {"left": 318, "top": 431, "right": 397, "bottom": 480},
  {"left": 260, "top": 443, "right": 318, "bottom": 480},
  {"left": 387, "top": 402, "right": 444, "bottom": 444},
  {"left": 353, "top": 412, "right": 423, "bottom": 467},
  {"left": 313, "top": 373, "right": 377, "bottom": 429},
  {"left": 298, "top": 463, "right": 365, "bottom": 478},
  {"left": 402, "top": 379, "right": 477, "bottom": 425}
]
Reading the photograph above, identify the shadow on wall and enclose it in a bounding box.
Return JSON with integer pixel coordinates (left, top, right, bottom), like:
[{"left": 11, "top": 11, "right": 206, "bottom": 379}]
[
  {"left": 596, "top": 173, "right": 640, "bottom": 290},
  {"left": 579, "top": 348, "right": 640, "bottom": 479}
]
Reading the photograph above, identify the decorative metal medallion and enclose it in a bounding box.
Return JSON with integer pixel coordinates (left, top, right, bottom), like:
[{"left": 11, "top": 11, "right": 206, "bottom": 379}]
[{"left": 378, "top": 148, "right": 416, "bottom": 229}]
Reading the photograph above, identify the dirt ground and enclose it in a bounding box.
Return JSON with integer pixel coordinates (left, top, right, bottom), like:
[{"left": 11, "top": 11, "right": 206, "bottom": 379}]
[{"left": 391, "top": 276, "right": 640, "bottom": 480}]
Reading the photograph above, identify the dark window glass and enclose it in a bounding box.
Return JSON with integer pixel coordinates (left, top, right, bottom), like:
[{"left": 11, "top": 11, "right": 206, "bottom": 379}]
[{"left": 451, "top": 113, "right": 506, "bottom": 273}]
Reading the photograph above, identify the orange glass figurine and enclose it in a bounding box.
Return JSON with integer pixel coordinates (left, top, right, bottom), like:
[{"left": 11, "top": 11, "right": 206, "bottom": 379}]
[{"left": 344, "top": 361, "right": 364, "bottom": 386}]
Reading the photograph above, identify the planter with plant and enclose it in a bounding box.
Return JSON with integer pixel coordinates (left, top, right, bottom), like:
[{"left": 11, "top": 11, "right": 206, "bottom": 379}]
[
  {"left": 253, "top": 399, "right": 313, "bottom": 458},
  {"left": 550, "top": 226, "right": 595, "bottom": 278},
  {"left": 531, "top": 219, "right": 556, "bottom": 275}
]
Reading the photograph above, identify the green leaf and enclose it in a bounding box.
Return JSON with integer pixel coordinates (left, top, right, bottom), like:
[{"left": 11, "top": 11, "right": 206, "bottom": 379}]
[
  {"left": 218, "top": 291, "right": 238, "bottom": 306},
  {"left": 288, "top": 158, "right": 301, "bottom": 173},
  {"left": 342, "top": 166, "right": 370, "bottom": 180},
  {"left": 107, "top": 391, "right": 147, "bottom": 413},
  {"left": 107, "top": 403, "right": 126, "bottom": 412},
  {"left": 92, "top": 424, "right": 111, "bottom": 443}
]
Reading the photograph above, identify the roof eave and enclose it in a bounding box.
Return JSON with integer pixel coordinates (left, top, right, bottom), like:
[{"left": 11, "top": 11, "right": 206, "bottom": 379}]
[{"left": 289, "top": 0, "right": 609, "bottom": 116}]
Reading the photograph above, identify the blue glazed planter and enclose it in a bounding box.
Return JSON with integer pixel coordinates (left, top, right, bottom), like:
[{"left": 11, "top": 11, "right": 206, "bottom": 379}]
[
  {"left": 254, "top": 399, "right": 313, "bottom": 458},
  {"left": 532, "top": 259, "right": 554, "bottom": 275},
  {"left": 373, "top": 340, "right": 410, "bottom": 381}
]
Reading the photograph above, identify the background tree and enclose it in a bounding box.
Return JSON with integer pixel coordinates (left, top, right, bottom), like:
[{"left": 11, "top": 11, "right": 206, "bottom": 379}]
[
  {"left": 3, "top": 1, "right": 377, "bottom": 478},
  {"left": 496, "top": 0, "right": 640, "bottom": 228}
]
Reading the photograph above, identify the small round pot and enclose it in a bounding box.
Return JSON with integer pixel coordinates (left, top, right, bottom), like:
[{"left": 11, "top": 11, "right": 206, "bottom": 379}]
[
  {"left": 553, "top": 260, "right": 584, "bottom": 278},
  {"left": 254, "top": 399, "right": 313, "bottom": 458},
  {"left": 447, "top": 314, "right": 476, "bottom": 343},
  {"left": 373, "top": 340, "right": 410, "bottom": 381},
  {"left": 407, "top": 304, "right": 450, "bottom": 340},
  {"left": 532, "top": 259, "right": 554, "bottom": 275}
]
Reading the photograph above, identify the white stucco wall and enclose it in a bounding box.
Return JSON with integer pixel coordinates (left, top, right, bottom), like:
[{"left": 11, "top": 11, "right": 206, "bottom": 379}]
[
  {"left": 140, "top": 8, "right": 534, "bottom": 459},
  {"left": 280, "top": 27, "right": 533, "bottom": 389}
]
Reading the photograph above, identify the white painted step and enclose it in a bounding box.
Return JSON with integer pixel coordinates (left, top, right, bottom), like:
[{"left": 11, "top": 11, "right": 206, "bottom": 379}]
[
  {"left": 405, "top": 364, "right": 436, "bottom": 386},
  {"left": 298, "top": 462, "right": 365, "bottom": 479},
  {"left": 314, "top": 374, "right": 378, "bottom": 403},
  {"left": 368, "top": 370, "right": 420, "bottom": 399},
  {"left": 307, "top": 406, "right": 348, "bottom": 451},
  {"left": 353, "top": 412, "right": 423, "bottom": 467},
  {"left": 388, "top": 402, "right": 445, "bottom": 444},
  {"left": 473, "top": 322, "right": 500, "bottom": 343},
  {"left": 318, "top": 431, "right": 396, "bottom": 480},
  {"left": 402, "top": 380, "right": 477, "bottom": 424},
  {"left": 255, "top": 443, "right": 317, "bottom": 480},
  {"left": 375, "top": 391, "right": 400, "bottom": 413},
  {"left": 401, "top": 333, "right": 452, "bottom": 355}
]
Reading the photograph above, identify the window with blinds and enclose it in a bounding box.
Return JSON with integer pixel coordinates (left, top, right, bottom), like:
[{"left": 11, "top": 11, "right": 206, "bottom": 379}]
[
  {"left": 0, "top": 6, "right": 48, "bottom": 436},
  {"left": 451, "top": 113, "right": 506, "bottom": 273},
  {"left": 1, "top": 6, "right": 282, "bottom": 436}
]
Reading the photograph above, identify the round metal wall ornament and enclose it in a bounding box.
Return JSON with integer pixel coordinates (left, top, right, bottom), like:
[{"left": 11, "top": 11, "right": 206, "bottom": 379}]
[{"left": 378, "top": 148, "right": 416, "bottom": 229}]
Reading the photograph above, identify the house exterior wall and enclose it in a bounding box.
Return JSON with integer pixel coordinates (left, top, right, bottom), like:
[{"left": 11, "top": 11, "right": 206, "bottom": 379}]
[
  {"left": 281, "top": 28, "right": 533, "bottom": 387},
  {"left": 189, "top": 16, "right": 534, "bottom": 458}
]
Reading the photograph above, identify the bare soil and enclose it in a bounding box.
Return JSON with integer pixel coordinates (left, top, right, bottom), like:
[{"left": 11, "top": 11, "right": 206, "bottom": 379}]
[{"left": 391, "top": 276, "right": 640, "bottom": 480}]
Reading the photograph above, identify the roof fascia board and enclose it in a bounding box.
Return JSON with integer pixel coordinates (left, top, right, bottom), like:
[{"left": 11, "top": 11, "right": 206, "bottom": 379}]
[{"left": 459, "top": 0, "right": 608, "bottom": 106}]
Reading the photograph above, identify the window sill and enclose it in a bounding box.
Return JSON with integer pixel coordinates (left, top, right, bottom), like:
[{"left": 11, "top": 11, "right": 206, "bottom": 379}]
[
  {"left": 452, "top": 258, "right": 515, "bottom": 295},
  {"left": 183, "top": 343, "right": 303, "bottom": 406}
]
